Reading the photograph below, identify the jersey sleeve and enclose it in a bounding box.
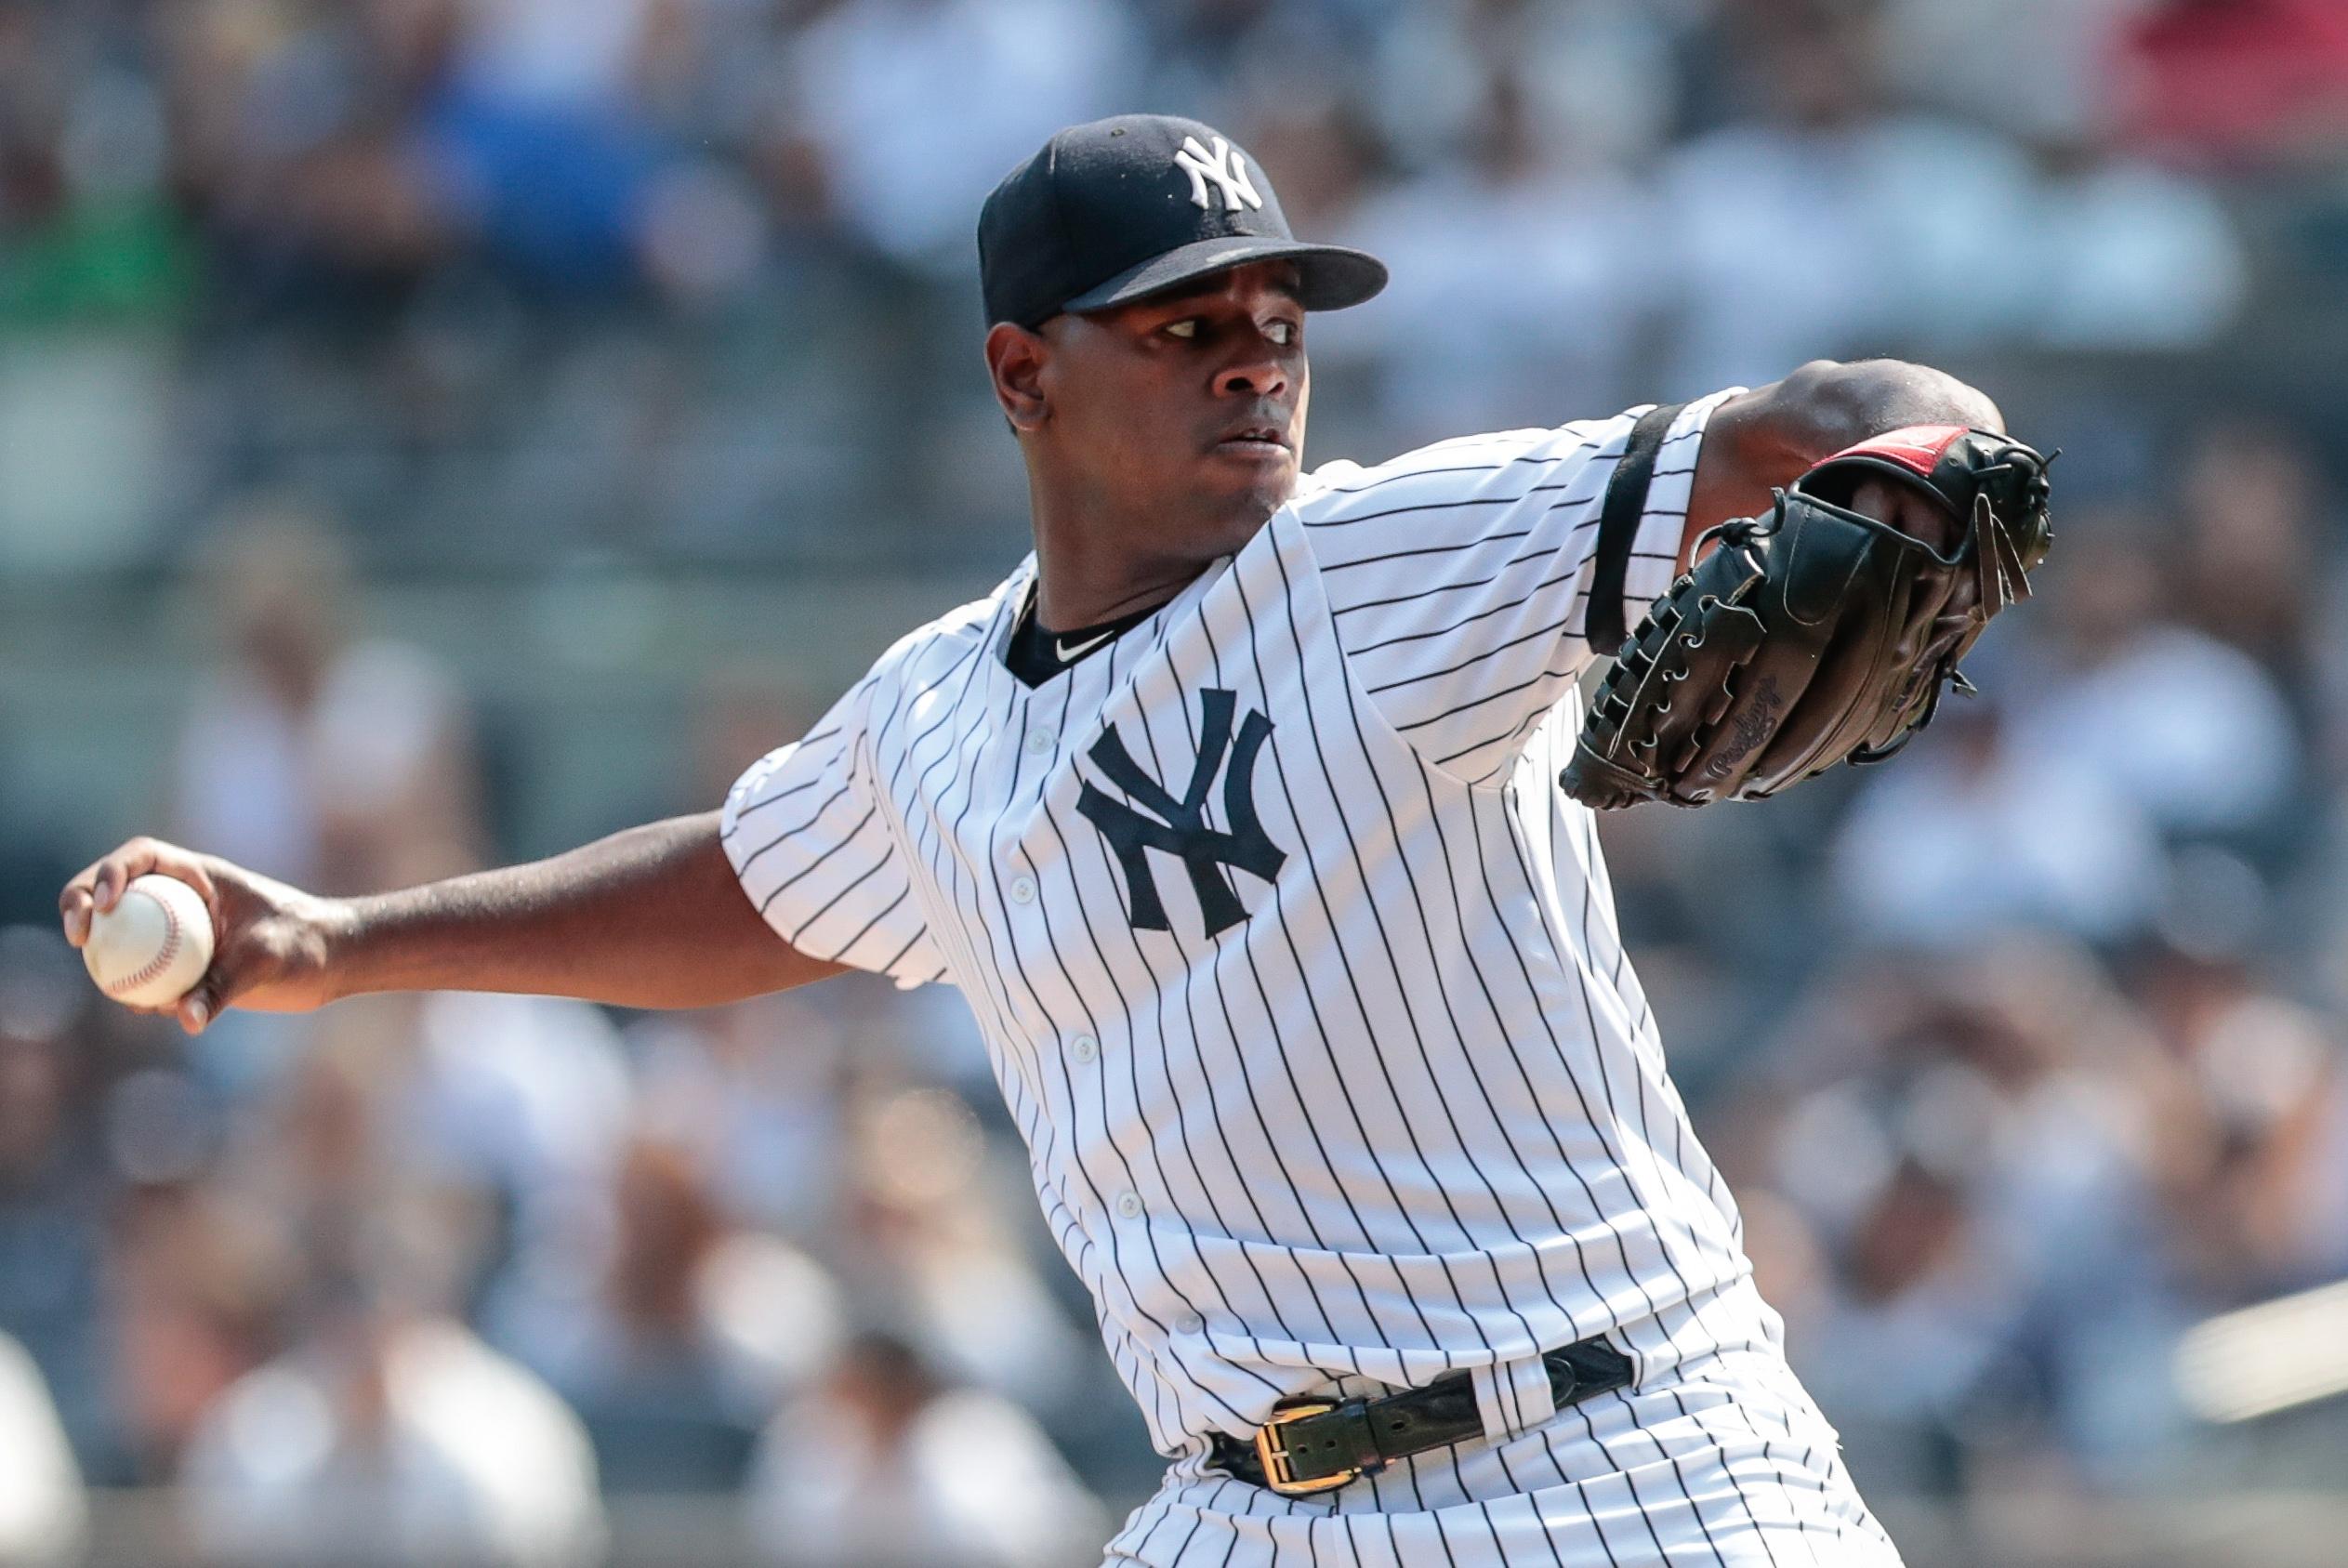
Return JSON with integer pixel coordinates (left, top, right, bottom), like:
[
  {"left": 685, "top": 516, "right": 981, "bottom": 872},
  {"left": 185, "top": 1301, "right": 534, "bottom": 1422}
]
[
  {"left": 1296, "top": 389, "right": 1741, "bottom": 784},
  {"left": 719, "top": 674, "right": 947, "bottom": 990}
]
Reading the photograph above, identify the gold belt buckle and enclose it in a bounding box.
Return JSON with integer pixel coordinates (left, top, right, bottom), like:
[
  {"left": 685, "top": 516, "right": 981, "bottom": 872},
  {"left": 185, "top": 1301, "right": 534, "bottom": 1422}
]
[{"left": 1253, "top": 1400, "right": 1358, "bottom": 1496}]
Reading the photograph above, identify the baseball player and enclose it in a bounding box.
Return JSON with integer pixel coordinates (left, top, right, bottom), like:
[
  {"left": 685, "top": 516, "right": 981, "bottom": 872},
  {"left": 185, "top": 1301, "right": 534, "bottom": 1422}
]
[{"left": 63, "top": 115, "right": 2048, "bottom": 1565}]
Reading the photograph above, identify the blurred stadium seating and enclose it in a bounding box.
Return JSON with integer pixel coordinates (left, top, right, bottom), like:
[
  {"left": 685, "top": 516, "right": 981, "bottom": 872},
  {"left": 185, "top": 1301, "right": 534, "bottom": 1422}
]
[{"left": 3, "top": 1, "right": 2347, "bottom": 1563}]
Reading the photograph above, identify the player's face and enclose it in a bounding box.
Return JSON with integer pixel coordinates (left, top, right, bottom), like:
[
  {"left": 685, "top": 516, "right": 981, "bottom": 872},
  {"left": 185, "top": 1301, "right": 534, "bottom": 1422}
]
[{"left": 1040, "top": 261, "right": 1312, "bottom": 557}]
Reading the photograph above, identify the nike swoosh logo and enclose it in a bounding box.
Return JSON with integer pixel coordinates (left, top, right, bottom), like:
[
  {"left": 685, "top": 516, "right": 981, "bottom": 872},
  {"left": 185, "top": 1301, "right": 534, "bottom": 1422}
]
[{"left": 1055, "top": 632, "right": 1112, "bottom": 662}]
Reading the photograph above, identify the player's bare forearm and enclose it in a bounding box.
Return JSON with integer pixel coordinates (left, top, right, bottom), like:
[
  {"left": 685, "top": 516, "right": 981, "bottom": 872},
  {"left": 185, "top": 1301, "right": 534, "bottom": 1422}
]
[
  {"left": 1682, "top": 359, "right": 2006, "bottom": 568},
  {"left": 61, "top": 812, "right": 843, "bottom": 1031},
  {"left": 329, "top": 812, "right": 845, "bottom": 1008}
]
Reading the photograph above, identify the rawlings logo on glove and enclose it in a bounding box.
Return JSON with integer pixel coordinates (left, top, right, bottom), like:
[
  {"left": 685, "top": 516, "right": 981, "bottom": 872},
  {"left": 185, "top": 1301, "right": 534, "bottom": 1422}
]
[{"left": 1557, "top": 426, "right": 2054, "bottom": 810}]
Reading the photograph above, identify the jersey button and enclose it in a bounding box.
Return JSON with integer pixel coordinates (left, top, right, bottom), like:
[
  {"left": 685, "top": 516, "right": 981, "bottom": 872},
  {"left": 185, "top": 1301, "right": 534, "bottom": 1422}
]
[
  {"left": 1175, "top": 1311, "right": 1204, "bottom": 1336},
  {"left": 1069, "top": 1034, "right": 1098, "bottom": 1063},
  {"left": 1025, "top": 728, "right": 1055, "bottom": 756},
  {"left": 1009, "top": 876, "right": 1037, "bottom": 905},
  {"left": 1115, "top": 1192, "right": 1143, "bottom": 1219}
]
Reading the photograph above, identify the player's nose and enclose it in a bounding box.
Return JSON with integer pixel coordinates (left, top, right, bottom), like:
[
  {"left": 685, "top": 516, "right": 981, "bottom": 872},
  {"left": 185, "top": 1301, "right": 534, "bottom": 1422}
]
[{"left": 1212, "top": 345, "right": 1291, "bottom": 402}]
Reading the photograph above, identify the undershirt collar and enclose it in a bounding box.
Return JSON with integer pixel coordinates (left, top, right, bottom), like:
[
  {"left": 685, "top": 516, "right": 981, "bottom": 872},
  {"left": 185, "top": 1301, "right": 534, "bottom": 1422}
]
[{"left": 1004, "top": 586, "right": 1166, "bottom": 688}]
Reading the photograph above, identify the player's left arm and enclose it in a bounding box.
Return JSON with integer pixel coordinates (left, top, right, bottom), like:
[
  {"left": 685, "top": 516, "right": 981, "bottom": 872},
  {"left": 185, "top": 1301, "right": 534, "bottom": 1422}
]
[
  {"left": 1682, "top": 358, "right": 2006, "bottom": 569},
  {"left": 1563, "top": 362, "right": 2051, "bottom": 809}
]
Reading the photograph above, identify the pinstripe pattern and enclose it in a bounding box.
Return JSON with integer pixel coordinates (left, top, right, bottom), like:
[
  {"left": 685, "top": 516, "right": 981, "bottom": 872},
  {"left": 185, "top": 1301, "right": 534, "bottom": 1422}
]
[
  {"left": 1108, "top": 1336, "right": 1898, "bottom": 1566},
  {"left": 721, "top": 395, "right": 1901, "bottom": 1563}
]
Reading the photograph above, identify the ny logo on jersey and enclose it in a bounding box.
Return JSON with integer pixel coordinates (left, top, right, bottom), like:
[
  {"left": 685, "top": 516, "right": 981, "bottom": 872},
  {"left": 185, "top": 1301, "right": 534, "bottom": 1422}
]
[
  {"left": 1077, "top": 688, "right": 1286, "bottom": 937},
  {"left": 1172, "top": 135, "right": 1263, "bottom": 214}
]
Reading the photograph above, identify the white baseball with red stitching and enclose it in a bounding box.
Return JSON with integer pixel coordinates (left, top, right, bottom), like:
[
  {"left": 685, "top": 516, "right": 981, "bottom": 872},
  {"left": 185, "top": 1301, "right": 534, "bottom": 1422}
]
[{"left": 82, "top": 874, "right": 215, "bottom": 1008}]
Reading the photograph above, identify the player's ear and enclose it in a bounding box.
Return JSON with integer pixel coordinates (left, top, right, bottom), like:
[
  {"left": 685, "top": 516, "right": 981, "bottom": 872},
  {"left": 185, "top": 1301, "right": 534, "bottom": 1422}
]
[{"left": 985, "top": 323, "right": 1050, "bottom": 434}]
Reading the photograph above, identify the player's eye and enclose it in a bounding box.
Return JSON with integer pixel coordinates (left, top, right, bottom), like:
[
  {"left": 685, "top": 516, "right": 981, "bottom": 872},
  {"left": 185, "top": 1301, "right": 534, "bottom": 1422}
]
[
  {"left": 1266, "top": 320, "right": 1299, "bottom": 347},
  {"left": 1164, "top": 319, "right": 1199, "bottom": 340}
]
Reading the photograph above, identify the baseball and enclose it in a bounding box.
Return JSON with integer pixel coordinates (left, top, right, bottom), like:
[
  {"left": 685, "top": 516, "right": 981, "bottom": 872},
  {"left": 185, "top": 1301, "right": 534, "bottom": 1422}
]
[{"left": 82, "top": 874, "right": 216, "bottom": 1009}]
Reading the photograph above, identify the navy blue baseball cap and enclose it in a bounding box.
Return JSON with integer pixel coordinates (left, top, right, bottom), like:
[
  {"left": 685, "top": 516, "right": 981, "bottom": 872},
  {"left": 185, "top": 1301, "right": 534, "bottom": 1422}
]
[{"left": 978, "top": 114, "right": 1388, "bottom": 331}]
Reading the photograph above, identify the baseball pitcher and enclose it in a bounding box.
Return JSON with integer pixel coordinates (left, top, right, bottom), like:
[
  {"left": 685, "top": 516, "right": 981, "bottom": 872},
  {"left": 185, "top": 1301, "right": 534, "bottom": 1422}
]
[{"left": 63, "top": 116, "right": 2051, "bottom": 1565}]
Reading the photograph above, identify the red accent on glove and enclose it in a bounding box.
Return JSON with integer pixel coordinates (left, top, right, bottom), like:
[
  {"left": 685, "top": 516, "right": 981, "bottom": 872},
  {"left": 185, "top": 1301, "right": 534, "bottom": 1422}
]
[{"left": 1820, "top": 425, "right": 1971, "bottom": 480}]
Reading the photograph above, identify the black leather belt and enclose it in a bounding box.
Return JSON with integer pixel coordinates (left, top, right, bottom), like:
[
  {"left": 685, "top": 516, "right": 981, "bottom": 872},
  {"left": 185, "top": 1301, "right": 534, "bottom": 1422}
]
[{"left": 1208, "top": 1337, "right": 1634, "bottom": 1496}]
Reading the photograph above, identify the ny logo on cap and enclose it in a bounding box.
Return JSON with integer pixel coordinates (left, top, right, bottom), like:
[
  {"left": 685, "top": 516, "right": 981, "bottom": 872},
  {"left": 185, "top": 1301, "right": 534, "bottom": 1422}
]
[{"left": 1173, "top": 135, "right": 1263, "bottom": 214}]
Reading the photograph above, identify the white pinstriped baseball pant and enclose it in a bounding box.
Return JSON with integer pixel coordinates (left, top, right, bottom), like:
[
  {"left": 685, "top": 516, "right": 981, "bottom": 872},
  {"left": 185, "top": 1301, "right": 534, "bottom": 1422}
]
[{"left": 1101, "top": 1348, "right": 1902, "bottom": 1567}]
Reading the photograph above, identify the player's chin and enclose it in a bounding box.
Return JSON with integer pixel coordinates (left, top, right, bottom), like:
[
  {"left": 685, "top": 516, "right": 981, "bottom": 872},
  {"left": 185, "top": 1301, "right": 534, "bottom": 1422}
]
[{"left": 1199, "top": 447, "right": 1297, "bottom": 518}]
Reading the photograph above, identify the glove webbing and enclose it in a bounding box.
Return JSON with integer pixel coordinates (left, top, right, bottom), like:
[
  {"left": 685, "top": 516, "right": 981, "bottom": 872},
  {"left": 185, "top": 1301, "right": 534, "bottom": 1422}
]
[{"left": 1584, "top": 402, "right": 1687, "bottom": 657}]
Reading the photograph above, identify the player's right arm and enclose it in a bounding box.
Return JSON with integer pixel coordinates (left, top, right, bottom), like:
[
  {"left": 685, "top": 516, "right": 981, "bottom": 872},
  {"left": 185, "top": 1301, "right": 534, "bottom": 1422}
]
[
  {"left": 59, "top": 812, "right": 850, "bottom": 1034},
  {"left": 63, "top": 648, "right": 949, "bottom": 1032}
]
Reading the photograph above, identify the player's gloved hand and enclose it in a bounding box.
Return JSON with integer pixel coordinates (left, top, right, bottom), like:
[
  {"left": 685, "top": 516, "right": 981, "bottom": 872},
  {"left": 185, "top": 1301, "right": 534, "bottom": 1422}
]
[
  {"left": 1559, "top": 426, "right": 2053, "bottom": 810},
  {"left": 59, "top": 838, "right": 347, "bottom": 1033}
]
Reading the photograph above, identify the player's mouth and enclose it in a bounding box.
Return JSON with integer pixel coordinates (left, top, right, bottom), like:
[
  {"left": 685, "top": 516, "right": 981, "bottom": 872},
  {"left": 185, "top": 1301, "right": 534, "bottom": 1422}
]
[{"left": 1213, "top": 420, "right": 1293, "bottom": 460}]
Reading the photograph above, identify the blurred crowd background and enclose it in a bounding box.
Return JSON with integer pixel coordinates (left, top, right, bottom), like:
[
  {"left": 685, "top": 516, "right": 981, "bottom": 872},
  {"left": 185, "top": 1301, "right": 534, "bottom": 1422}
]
[{"left": 2, "top": 0, "right": 2347, "bottom": 1563}]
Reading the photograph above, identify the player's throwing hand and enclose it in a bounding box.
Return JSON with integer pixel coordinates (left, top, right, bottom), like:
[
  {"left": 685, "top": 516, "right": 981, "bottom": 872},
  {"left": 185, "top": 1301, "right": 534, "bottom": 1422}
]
[{"left": 59, "top": 838, "right": 344, "bottom": 1034}]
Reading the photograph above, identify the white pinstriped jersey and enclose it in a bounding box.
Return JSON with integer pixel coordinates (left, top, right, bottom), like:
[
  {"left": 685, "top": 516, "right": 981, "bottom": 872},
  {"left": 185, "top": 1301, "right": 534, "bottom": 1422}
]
[{"left": 724, "top": 391, "right": 1901, "bottom": 1565}]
